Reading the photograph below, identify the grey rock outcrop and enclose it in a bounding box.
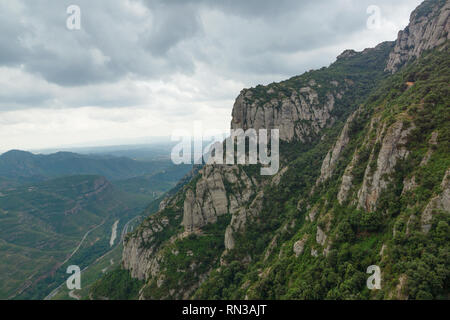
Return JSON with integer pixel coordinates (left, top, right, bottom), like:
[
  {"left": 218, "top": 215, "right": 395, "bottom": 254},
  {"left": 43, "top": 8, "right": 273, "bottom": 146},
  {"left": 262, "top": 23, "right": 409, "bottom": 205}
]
[
  {"left": 122, "top": 215, "right": 170, "bottom": 280},
  {"left": 231, "top": 85, "right": 341, "bottom": 142},
  {"left": 421, "top": 169, "right": 450, "bottom": 232},
  {"left": 293, "top": 235, "right": 308, "bottom": 257},
  {"left": 337, "top": 49, "right": 357, "bottom": 60},
  {"left": 385, "top": 0, "right": 450, "bottom": 73},
  {"left": 182, "top": 165, "right": 255, "bottom": 234},
  {"left": 402, "top": 175, "right": 418, "bottom": 195},
  {"left": 316, "top": 110, "right": 358, "bottom": 185},
  {"left": 306, "top": 205, "right": 319, "bottom": 222},
  {"left": 316, "top": 226, "right": 327, "bottom": 246},
  {"left": 358, "top": 121, "right": 414, "bottom": 212},
  {"left": 337, "top": 151, "right": 358, "bottom": 204},
  {"left": 420, "top": 131, "right": 439, "bottom": 166},
  {"left": 225, "top": 191, "right": 264, "bottom": 250}
]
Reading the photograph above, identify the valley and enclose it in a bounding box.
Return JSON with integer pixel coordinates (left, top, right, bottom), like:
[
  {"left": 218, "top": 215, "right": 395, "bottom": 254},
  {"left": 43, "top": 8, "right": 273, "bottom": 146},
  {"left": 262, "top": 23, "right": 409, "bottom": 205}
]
[{"left": 0, "top": 146, "right": 192, "bottom": 299}]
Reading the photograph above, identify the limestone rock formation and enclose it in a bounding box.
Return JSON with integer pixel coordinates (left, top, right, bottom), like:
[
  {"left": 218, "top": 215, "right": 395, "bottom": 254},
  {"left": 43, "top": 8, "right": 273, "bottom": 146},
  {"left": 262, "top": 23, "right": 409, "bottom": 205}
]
[
  {"left": 316, "top": 226, "right": 327, "bottom": 246},
  {"left": 293, "top": 235, "right": 308, "bottom": 257},
  {"left": 316, "top": 110, "right": 358, "bottom": 185},
  {"left": 182, "top": 165, "right": 257, "bottom": 235},
  {"left": 385, "top": 0, "right": 450, "bottom": 73},
  {"left": 112, "top": 1, "right": 450, "bottom": 301},
  {"left": 358, "top": 121, "right": 414, "bottom": 212},
  {"left": 337, "top": 152, "right": 358, "bottom": 204},
  {"left": 122, "top": 215, "right": 169, "bottom": 280},
  {"left": 225, "top": 191, "right": 264, "bottom": 251},
  {"left": 421, "top": 169, "right": 450, "bottom": 232},
  {"left": 230, "top": 85, "right": 340, "bottom": 142}
]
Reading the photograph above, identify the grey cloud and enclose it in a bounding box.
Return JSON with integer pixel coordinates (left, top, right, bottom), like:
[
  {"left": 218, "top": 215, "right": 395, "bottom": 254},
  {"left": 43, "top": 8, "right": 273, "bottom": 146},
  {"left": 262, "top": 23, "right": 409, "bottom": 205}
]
[
  {"left": 143, "top": 2, "right": 202, "bottom": 56},
  {"left": 0, "top": 0, "right": 420, "bottom": 100},
  {"left": 1, "top": 0, "right": 198, "bottom": 86}
]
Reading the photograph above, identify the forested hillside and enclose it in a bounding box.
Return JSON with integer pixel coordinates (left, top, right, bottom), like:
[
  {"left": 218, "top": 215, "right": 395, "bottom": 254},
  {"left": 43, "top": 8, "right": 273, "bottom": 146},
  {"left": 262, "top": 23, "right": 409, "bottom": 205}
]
[{"left": 92, "top": 0, "right": 449, "bottom": 300}]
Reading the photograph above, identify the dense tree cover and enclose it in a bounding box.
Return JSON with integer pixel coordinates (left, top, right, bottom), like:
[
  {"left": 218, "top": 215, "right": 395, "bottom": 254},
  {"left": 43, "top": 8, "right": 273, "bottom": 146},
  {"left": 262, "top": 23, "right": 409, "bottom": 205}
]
[
  {"left": 90, "top": 268, "right": 143, "bottom": 300},
  {"left": 141, "top": 215, "right": 230, "bottom": 299},
  {"left": 91, "top": 43, "right": 449, "bottom": 301},
  {"left": 194, "top": 45, "right": 450, "bottom": 300}
]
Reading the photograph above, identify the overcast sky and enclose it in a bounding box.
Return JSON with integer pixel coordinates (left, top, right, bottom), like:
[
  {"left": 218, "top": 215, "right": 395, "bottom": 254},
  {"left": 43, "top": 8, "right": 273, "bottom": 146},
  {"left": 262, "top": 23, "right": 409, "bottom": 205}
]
[{"left": 0, "top": 0, "right": 422, "bottom": 152}]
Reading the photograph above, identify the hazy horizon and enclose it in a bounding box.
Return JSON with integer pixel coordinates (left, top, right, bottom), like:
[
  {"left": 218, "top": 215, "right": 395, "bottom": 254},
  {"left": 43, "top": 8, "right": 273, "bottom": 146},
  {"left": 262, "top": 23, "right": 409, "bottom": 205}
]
[{"left": 1, "top": 0, "right": 422, "bottom": 151}]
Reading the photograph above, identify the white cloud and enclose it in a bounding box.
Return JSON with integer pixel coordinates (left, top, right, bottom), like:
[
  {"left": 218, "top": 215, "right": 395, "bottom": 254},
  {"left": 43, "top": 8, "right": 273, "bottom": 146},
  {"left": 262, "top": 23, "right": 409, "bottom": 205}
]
[{"left": 0, "top": 0, "right": 423, "bottom": 152}]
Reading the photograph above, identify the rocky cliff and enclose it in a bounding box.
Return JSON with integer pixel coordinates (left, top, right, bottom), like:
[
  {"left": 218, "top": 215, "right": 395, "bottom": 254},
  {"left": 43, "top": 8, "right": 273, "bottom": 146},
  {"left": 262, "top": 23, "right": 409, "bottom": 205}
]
[
  {"left": 95, "top": 0, "right": 449, "bottom": 300},
  {"left": 231, "top": 85, "right": 338, "bottom": 142},
  {"left": 385, "top": 0, "right": 449, "bottom": 72}
]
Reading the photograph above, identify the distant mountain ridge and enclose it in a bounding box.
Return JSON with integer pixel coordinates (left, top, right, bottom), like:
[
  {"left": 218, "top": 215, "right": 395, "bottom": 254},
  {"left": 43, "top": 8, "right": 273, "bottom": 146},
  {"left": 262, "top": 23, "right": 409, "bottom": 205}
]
[
  {"left": 0, "top": 146, "right": 192, "bottom": 299},
  {"left": 0, "top": 149, "right": 171, "bottom": 183}
]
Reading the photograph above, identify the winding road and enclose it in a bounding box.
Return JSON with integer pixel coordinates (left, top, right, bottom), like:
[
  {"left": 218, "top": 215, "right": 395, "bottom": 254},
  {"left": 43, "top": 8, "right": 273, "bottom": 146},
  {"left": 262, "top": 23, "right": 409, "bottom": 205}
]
[{"left": 44, "top": 215, "right": 141, "bottom": 300}]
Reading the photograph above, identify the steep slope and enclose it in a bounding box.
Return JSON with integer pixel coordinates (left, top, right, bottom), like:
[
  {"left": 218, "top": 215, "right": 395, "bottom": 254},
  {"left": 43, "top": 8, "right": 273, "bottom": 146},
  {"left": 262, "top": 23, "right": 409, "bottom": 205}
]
[
  {"left": 93, "top": 42, "right": 394, "bottom": 300},
  {"left": 386, "top": 0, "right": 449, "bottom": 73},
  {"left": 93, "top": 0, "right": 449, "bottom": 300},
  {"left": 196, "top": 44, "right": 448, "bottom": 300}
]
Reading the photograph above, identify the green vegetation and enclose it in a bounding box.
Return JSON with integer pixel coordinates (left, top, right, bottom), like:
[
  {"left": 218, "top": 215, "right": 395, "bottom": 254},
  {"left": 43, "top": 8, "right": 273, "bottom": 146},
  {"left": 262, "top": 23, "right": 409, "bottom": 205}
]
[
  {"left": 194, "top": 44, "right": 450, "bottom": 300},
  {"left": 0, "top": 174, "right": 148, "bottom": 299},
  {"left": 0, "top": 143, "right": 193, "bottom": 299},
  {"left": 90, "top": 268, "right": 143, "bottom": 300},
  {"left": 0, "top": 150, "right": 173, "bottom": 182},
  {"left": 114, "top": 164, "right": 192, "bottom": 198},
  {"left": 141, "top": 215, "right": 230, "bottom": 299},
  {"left": 51, "top": 242, "right": 124, "bottom": 300},
  {"left": 90, "top": 37, "right": 449, "bottom": 301}
]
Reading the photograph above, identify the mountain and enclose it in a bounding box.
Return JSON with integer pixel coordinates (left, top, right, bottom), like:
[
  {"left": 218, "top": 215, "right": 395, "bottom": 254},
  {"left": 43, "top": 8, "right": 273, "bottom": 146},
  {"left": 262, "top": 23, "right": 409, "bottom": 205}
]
[
  {"left": 113, "top": 165, "right": 195, "bottom": 198},
  {"left": 0, "top": 148, "right": 192, "bottom": 201},
  {"left": 0, "top": 150, "right": 174, "bottom": 183},
  {"left": 0, "top": 175, "right": 149, "bottom": 299},
  {"left": 92, "top": 0, "right": 449, "bottom": 300},
  {"left": 0, "top": 146, "right": 192, "bottom": 299}
]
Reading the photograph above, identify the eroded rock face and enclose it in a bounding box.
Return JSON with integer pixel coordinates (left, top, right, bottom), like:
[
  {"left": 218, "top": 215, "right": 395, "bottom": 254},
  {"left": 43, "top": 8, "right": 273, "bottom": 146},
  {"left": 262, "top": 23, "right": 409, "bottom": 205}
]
[
  {"left": 392, "top": 274, "right": 409, "bottom": 300},
  {"left": 420, "top": 131, "right": 439, "bottom": 166},
  {"left": 358, "top": 121, "right": 414, "bottom": 212},
  {"left": 337, "top": 152, "right": 358, "bottom": 204},
  {"left": 337, "top": 49, "right": 357, "bottom": 60},
  {"left": 225, "top": 191, "right": 264, "bottom": 251},
  {"left": 316, "top": 226, "right": 327, "bottom": 246},
  {"left": 231, "top": 86, "right": 339, "bottom": 143},
  {"left": 264, "top": 235, "right": 279, "bottom": 261},
  {"left": 421, "top": 169, "right": 450, "bottom": 232},
  {"left": 293, "top": 235, "right": 308, "bottom": 257},
  {"left": 182, "top": 165, "right": 255, "bottom": 234},
  {"left": 316, "top": 110, "right": 358, "bottom": 185},
  {"left": 385, "top": 0, "right": 450, "bottom": 73},
  {"left": 122, "top": 215, "right": 170, "bottom": 280},
  {"left": 271, "top": 166, "right": 289, "bottom": 186},
  {"left": 402, "top": 175, "right": 418, "bottom": 195},
  {"left": 306, "top": 205, "right": 319, "bottom": 222}
]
